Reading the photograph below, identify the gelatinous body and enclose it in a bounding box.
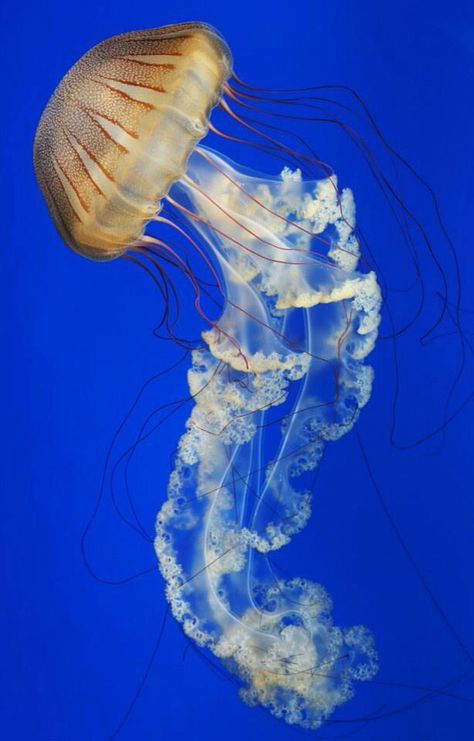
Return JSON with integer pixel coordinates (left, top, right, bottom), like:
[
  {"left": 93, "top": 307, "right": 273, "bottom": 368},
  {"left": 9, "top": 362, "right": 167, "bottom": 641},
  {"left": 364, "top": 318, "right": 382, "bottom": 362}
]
[
  {"left": 155, "top": 149, "right": 380, "bottom": 728},
  {"left": 34, "top": 23, "right": 382, "bottom": 730},
  {"left": 34, "top": 24, "right": 231, "bottom": 260}
]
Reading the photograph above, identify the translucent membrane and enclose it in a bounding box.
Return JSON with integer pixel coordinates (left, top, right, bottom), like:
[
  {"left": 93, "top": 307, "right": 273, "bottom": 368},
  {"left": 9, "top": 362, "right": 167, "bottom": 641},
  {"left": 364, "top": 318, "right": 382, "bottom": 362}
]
[{"left": 155, "top": 147, "right": 381, "bottom": 729}]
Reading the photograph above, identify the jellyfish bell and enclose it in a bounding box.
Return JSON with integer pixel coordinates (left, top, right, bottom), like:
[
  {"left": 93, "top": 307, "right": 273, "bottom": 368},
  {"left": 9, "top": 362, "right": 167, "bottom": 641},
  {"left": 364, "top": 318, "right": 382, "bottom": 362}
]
[{"left": 33, "top": 23, "right": 232, "bottom": 261}]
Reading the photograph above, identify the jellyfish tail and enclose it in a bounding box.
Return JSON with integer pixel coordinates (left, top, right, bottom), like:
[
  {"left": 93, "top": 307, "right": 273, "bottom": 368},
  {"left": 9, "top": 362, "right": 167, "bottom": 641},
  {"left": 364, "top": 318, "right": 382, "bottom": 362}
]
[{"left": 155, "top": 147, "right": 381, "bottom": 728}]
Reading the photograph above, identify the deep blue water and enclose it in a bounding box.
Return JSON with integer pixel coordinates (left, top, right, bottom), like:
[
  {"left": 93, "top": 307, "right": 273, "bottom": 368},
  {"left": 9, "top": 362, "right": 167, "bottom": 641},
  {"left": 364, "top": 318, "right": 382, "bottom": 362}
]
[{"left": 2, "top": 1, "right": 474, "bottom": 739}]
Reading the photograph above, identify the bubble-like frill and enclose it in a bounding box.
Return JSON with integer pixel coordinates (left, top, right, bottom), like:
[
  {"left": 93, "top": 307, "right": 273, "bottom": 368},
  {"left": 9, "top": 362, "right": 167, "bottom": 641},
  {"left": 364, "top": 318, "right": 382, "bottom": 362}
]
[{"left": 155, "top": 148, "right": 381, "bottom": 728}]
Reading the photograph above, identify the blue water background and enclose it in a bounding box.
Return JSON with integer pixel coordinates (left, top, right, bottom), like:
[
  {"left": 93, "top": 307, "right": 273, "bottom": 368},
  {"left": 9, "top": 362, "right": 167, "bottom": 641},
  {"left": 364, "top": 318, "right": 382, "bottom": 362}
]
[{"left": 1, "top": 1, "right": 473, "bottom": 739}]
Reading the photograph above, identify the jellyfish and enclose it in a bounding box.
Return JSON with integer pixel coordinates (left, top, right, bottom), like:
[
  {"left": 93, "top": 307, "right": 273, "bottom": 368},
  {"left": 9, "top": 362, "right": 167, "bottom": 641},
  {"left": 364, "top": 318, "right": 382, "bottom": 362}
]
[{"left": 34, "top": 22, "right": 382, "bottom": 729}]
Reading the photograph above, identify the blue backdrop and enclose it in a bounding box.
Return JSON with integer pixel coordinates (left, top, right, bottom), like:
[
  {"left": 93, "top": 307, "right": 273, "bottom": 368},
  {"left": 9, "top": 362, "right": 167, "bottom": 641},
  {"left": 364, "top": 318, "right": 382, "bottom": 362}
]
[{"left": 1, "top": 1, "right": 473, "bottom": 739}]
